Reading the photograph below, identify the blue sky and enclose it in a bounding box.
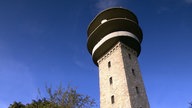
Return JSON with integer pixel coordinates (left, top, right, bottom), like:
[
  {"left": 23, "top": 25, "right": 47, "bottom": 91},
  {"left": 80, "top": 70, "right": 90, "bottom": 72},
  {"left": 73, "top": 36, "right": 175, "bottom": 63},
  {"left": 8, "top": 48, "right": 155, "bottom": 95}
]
[{"left": 0, "top": 0, "right": 192, "bottom": 108}]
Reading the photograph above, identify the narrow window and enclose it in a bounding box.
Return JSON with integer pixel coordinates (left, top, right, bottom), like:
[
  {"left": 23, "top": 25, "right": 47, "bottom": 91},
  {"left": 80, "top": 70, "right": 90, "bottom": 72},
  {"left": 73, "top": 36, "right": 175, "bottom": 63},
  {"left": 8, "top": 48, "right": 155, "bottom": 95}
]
[
  {"left": 111, "top": 95, "right": 115, "bottom": 104},
  {"left": 108, "top": 61, "right": 111, "bottom": 68},
  {"left": 109, "top": 77, "right": 113, "bottom": 85},
  {"left": 136, "top": 86, "right": 139, "bottom": 94},
  {"left": 132, "top": 69, "right": 135, "bottom": 76},
  {"left": 128, "top": 53, "right": 131, "bottom": 59}
]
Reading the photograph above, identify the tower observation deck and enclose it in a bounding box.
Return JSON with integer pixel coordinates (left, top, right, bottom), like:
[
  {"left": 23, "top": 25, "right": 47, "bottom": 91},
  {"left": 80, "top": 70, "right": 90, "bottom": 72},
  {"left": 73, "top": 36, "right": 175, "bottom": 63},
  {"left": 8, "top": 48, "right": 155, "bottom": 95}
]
[{"left": 87, "top": 7, "right": 143, "bottom": 65}]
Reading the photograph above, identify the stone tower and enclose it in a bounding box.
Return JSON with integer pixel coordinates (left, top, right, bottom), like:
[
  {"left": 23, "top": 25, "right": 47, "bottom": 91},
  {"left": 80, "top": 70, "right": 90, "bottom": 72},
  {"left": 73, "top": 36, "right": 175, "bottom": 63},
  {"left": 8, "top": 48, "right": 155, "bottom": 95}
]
[{"left": 87, "top": 8, "right": 150, "bottom": 108}]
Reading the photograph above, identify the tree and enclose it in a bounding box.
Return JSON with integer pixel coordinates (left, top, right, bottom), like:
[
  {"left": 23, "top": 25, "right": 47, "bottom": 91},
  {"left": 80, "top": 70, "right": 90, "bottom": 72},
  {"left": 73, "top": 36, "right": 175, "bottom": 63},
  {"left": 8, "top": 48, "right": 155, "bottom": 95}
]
[
  {"left": 9, "top": 102, "right": 25, "bottom": 108},
  {"left": 45, "top": 85, "right": 95, "bottom": 108},
  {"left": 9, "top": 85, "right": 95, "bottom": 108},
  {"left": 25, "top": 98, "right": 53, "bottom": 108}
]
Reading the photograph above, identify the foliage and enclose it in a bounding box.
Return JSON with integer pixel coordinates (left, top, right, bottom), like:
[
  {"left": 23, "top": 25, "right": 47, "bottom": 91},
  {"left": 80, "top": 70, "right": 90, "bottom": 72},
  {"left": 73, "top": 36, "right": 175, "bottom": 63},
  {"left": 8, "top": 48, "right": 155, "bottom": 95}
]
[
  {"left": 9, "top": 85, "right": 95, "bottom": 108},
  {"left": 9, "top": 102, "right": 25, "bottom": 108}
]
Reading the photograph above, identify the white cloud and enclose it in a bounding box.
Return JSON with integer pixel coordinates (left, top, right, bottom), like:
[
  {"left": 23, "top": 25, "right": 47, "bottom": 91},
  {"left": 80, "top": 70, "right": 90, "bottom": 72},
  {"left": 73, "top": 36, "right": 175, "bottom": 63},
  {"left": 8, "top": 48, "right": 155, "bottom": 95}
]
[
  {"left": 157, "top": 7, "right": 170, "bottom": 14},
  {"left": 185, "top": 0, "right": 192, "bottom": 4},
  {"left": 96, "top": 0, "right": 122, "bottom": 11}
]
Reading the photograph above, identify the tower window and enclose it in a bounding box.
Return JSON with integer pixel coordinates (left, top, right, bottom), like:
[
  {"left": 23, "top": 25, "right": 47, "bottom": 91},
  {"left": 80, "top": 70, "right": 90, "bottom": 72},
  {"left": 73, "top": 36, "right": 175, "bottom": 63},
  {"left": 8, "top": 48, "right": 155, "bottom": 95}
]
[
  {"left": 128, "top": 54, "right": 131, "bottom": 59},
  {"left": 109, "top": 77, "right": 113, "bottom": 85},
  {"left": 111, "top": 95, "right": 115, "bottom": 104},
  {"left": 108, "top": 61, "right": 111, "bottom": 68},
  {"left": 132, "top": 69, "right": 135, "bottom": 76},
  {"left": 136, "top": 86, "right": 139, "bottom": 94}
]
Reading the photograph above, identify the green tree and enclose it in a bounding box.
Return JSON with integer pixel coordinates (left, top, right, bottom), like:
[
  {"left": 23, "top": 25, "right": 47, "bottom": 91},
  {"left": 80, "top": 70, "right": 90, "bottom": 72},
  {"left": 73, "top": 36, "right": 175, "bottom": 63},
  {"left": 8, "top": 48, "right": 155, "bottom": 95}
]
[
  {"left": 25, "top": 98, "right": 54, "bottom": 108},
  {"left": 9, "top": 85, "right": 95, "bottom": 108},
  {"left": 9, "top": 102, "right": 25, "bottom": 108},
  {"left": 45, "top": 85, "right": 95, "bottom": 108}
]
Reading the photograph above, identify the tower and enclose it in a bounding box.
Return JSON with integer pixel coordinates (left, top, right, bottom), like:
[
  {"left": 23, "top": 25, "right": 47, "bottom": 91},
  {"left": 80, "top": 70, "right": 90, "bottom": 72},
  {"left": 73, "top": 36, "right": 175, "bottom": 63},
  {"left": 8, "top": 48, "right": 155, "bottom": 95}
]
[{"left": 87, "top": 8, "right": 150, "bottom": 108}]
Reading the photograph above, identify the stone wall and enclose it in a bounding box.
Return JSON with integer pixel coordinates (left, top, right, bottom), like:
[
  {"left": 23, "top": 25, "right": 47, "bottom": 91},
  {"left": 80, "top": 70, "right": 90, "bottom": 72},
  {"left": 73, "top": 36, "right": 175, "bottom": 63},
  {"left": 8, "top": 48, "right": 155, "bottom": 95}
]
[{"left": 98, "top": 42, "right": 150, "bottom": 108}]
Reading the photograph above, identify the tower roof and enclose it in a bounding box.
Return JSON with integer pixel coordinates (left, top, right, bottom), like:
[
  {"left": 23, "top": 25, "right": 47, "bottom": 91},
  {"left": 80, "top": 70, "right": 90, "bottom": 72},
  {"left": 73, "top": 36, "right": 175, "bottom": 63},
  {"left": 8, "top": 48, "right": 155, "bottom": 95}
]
[
  {"left": 88, "top": 7, "right": 139, "bottom": 37},
  {"left": 87, "top": 7, "right": 143, "bottom": 65}
]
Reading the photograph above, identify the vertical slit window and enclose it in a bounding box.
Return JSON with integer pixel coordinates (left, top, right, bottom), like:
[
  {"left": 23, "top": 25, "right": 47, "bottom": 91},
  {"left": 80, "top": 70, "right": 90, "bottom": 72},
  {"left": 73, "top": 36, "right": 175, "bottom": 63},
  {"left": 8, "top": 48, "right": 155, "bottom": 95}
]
[
  {"left": 108, "top": 61, "right": 111, "bottom": 68},
  {"left": 111, "top": 95, "right": 115, "bottom": 104},
  {"left": 109, "top": 77, "right": 113, "bottom": 85},
  {"left": 132, "top": 69, "right": 135, "bottom": 76},
  {"left": 136, "top": 86, "right": 139, "bottom": 94},
  {"left": 128, "top": 54, "right": 131, "bottom": 59}
]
